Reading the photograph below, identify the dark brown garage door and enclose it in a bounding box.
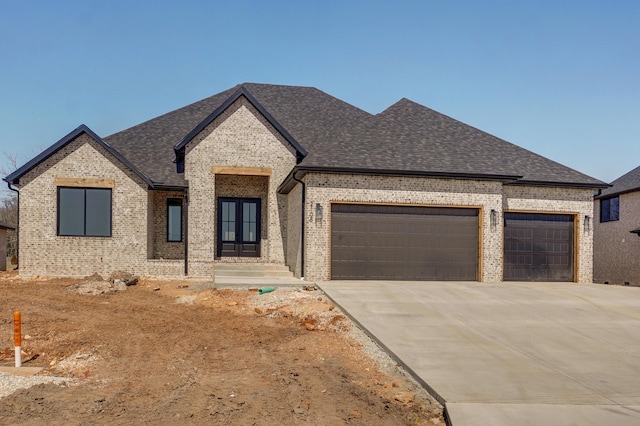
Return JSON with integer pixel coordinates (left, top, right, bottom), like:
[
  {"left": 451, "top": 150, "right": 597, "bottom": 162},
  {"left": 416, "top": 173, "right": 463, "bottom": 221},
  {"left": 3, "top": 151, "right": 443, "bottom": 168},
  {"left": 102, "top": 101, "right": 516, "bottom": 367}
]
[
  {"left": 331, "top": 204, "right": 479, "bottom": 280},
  {"left": 503, "top": 213, "right": 574, "bottom": 282}
]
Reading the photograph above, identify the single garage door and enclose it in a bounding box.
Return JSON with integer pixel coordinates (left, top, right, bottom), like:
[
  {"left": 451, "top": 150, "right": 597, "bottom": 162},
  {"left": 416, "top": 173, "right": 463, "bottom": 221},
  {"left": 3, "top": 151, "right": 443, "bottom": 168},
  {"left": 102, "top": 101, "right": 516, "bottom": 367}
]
[
  {"left": 503, "top": 213, "right": 574, "bottom": 282},
  {"left": 331, "top": 204, "right": 478, "bottom": 280}
]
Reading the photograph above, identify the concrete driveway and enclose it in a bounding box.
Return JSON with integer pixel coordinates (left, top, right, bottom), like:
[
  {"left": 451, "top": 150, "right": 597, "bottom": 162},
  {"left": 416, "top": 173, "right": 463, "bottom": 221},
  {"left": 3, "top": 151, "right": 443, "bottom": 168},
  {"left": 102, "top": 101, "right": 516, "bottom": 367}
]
[{"left": 318, "top": 281, "right": 640, "bottom": 426}]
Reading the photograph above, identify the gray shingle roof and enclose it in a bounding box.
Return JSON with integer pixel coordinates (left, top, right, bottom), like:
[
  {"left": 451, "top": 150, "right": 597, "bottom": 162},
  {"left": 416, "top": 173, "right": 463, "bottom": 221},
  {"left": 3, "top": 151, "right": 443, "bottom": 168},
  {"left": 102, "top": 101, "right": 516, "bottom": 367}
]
[
  {"left": 300, "top": 98, "right": 606, "bottom": 186},
  {"left": 103, "top": 83, "right": 372, "bottom": 188},
  {"left": 597, "top": 165, "right": 640, "bottom": 198},
  {"left": 6, "top": 83, "right": 607, "bottom": 190},
  {"left": 103, "top": 85, "right": 240, "bottom": 188}
]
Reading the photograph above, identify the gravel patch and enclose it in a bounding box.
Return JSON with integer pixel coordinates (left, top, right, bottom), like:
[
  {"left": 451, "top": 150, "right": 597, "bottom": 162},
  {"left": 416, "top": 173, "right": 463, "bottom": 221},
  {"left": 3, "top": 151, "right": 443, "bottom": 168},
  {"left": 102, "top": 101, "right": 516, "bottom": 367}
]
[{"left": 0, "top": 372, "right": 72, "bottom": 399}]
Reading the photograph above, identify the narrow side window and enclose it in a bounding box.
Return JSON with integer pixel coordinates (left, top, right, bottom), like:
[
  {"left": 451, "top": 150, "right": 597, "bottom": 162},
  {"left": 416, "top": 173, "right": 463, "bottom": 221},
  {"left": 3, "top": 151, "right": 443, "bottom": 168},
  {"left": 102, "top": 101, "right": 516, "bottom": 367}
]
[{"left": 167, "top": 198, "right": 182, "bottom": 242}]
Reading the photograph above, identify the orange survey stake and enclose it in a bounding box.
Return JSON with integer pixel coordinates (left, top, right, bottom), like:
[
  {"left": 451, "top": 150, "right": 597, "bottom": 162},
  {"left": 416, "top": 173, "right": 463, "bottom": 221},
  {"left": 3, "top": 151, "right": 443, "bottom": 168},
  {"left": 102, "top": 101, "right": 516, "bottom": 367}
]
[{"left": 14, "top": 311, "right": 21, "bottom": 347}]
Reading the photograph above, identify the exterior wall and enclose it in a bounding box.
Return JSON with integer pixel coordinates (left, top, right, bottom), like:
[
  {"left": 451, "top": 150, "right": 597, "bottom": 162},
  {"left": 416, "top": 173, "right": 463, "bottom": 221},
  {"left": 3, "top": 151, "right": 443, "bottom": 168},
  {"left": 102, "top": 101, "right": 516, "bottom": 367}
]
[
  {"left": 300, "top": 173, "right": 596, "bottom": 283},
  {"left": 303, "top": 173, "right": 504, "bottom": 282},
  {"left": 594, "top": 192, "right": 640, "bottom": 285},
  {"left": 184, "top": 97, "right": 297, "bottom": 276},
  {"left": 151, "top": 190, "right": 186, "bottom": 259},
  {"left": 16, "top": 134, "right": 184, "bottom": 278},
  {"left": 0, "top": 229, "right": 7, "bottom": 271},
  {"left": 503, "top": 185, "right": 595, "bottom": 284},
  {"left": 286, "top": 183, "right": 303, "bottom": 277}
]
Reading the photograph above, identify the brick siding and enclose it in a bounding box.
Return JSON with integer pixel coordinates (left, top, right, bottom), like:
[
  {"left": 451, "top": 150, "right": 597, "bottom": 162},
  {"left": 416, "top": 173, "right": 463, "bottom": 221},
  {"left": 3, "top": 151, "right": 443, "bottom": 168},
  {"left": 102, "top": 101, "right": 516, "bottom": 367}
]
[
  {"left": 15, "top": 104, "right": 596, "bottom": 284},
  {"left": 16, "top": 134, "right": 184, "bottom": 278},
  {"left": 183, "top": 97, "right": 297, "bottom": 276},
  {"left": 301, "top": 173, "right": 595, "bottom": 283}
]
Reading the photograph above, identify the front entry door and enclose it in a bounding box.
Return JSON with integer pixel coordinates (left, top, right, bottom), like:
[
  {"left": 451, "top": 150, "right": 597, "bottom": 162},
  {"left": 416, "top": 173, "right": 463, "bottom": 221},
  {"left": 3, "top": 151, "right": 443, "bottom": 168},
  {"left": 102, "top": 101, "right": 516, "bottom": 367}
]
[{"left": 217, "top": 198, "right": 261, "bottom": 257}]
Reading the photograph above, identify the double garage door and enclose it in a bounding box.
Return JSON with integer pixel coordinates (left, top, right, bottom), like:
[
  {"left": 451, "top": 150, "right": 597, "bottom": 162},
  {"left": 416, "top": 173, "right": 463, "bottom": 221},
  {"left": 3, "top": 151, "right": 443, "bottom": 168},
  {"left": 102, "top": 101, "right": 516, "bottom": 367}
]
[
  {"left": 330, "top": 205, "right": 574, "bottom": 282},
  {"left": 331, "top": 204, "right": 479, "bottom": 280}
]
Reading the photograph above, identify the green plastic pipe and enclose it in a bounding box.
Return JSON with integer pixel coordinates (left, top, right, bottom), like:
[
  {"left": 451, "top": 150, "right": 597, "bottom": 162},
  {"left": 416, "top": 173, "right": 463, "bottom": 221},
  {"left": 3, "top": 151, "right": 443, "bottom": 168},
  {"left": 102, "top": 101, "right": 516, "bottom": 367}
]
[{"left": 258, "top": 287, "right": 276, "bottom": 294}]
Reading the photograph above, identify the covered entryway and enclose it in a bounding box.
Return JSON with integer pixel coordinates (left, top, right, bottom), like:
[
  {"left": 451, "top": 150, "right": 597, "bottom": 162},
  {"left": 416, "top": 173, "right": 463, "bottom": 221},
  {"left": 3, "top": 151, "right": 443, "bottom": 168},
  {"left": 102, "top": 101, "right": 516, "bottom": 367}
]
[
  {"left": 503, "top": 212, "right": 574, "bottom": 281},
  {"left": 330, "top": 204, "right": 479, "bottom": 280},
  {"left": 217, "top": 197, "right": 261, "bottom": 257}
]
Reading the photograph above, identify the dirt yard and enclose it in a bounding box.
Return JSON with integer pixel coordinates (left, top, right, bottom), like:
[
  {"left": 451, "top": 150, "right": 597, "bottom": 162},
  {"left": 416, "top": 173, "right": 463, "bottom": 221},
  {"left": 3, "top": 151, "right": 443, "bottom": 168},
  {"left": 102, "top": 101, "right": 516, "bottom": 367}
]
[{"left": 0, "top": 271, "right": 443, "bottom": 425}]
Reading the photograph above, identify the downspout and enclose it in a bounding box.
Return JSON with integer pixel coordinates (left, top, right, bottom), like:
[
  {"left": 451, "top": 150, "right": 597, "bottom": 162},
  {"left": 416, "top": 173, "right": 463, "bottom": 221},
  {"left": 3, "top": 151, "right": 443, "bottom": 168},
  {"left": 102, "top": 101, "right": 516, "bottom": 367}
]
[
  {"left": 291, "top": 170, "right": 305, "bottom": 279},
  {"left": 7, "top": 182, "right": 19, "bottom": 270},
  {"left": 183, "top": 187, "right": 189, "bottom": 276}
]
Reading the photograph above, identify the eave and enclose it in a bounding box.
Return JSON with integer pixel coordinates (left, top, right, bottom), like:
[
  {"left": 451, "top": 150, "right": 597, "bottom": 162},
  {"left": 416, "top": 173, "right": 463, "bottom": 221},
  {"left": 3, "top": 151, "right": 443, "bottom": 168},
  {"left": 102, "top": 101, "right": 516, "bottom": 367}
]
[
  {"left": 3, "top": 124, "right": 155, "bottom": 189},
  {"left": 277, "top": 166, "right": 523, "bottom": 194}
]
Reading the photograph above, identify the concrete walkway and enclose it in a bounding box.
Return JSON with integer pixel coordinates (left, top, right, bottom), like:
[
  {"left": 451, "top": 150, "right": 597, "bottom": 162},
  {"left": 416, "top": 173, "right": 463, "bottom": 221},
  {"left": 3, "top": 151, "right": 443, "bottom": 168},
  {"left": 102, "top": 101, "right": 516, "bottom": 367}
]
[{"left": 318, "top": 280, "right": 640, "bottom": 426}]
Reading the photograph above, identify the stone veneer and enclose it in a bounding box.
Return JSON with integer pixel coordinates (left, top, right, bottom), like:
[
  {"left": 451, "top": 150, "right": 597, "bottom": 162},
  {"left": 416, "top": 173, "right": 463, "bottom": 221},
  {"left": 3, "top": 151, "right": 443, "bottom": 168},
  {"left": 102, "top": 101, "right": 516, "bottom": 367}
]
[
  {"left": 594, "top": 191, "right": 640, "bottom": 285},
  {"left": 300, "top": 173, "right": 595, "bottom": 283},
  {"left": 16, "top": 134, "right": 184, "bottom": 278},
  {"left": 184, "top": 97, "right": 297, "bottom": 277}
]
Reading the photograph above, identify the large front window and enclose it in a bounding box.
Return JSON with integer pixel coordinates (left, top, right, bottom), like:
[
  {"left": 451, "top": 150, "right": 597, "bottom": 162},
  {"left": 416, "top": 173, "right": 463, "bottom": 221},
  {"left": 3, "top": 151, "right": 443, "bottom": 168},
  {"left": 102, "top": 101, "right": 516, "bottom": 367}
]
[{"left": 57, "top": 187, "right": 112, "bottom": 236}]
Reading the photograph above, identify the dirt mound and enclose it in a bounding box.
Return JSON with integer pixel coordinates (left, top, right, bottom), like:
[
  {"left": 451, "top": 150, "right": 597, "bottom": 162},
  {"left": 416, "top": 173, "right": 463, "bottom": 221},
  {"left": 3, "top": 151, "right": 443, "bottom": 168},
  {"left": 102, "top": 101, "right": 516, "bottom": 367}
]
[{"left": 0, "top": 274, "right": 443, "bottom": 425}]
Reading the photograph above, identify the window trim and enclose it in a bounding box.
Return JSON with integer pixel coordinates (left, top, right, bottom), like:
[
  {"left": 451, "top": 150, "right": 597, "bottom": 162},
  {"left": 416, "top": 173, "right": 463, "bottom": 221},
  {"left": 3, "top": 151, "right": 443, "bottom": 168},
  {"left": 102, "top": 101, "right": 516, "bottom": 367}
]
[
  {"left": 600, "top": 196, "right": 620, "bottom": 223},
  {"left": 57, "top": 186, "right": 112, "bottom": 237},
  {"left": 167, "top": 198, "right": 183, "bottom": 243}
]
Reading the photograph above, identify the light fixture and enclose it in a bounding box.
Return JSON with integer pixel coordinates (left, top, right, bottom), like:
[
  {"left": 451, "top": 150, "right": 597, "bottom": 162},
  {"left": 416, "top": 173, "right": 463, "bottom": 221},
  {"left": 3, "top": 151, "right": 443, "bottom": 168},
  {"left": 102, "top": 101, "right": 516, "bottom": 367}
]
[
  {"left": 315, "top": 203, "right": 323, "bottom": 223},
  {"left": 584, "top": 215, "right": 591, "bottom": 233},
  {"left": 490, "top": 209, "right": 498, "bottom": 230}
]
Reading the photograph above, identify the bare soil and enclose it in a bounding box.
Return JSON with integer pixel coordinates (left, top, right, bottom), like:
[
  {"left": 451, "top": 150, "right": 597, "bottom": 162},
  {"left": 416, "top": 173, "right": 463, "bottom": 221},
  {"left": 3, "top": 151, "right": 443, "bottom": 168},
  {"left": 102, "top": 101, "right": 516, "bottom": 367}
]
[{"left": 0, "top": 271, "right": 443, "bottom": 425}]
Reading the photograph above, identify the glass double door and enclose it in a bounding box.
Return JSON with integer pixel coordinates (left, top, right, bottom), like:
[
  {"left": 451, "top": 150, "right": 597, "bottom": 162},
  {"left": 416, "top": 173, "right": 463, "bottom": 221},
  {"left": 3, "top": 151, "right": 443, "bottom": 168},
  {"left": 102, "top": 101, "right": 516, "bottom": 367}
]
[{"left": 217, "top": 198, "right": 261, "bottom": 257}]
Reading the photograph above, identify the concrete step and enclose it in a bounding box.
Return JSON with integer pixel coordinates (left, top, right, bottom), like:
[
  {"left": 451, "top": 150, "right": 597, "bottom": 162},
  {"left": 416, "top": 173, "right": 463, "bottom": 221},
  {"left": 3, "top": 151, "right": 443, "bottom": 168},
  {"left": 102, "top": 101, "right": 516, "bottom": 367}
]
[
  {"left": 214, "top": 263, "right": 292, "bottom": 272},
  {"left": 213, "top": 276, "right": 305, "bottom": 288},
  {"left": 213, "top": 263, "right": 295, "bottom": 280}
]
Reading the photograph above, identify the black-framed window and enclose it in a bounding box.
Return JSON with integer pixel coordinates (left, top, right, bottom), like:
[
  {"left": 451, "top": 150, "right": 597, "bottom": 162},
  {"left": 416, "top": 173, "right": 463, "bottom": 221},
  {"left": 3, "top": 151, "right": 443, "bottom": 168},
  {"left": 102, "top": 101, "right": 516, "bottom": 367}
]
[
  {"left": 167, "top": 198, "right": 182, "bottom": 242},
  {"left": 58, "top": 187, "right": 112, "bottom": 237},
  {"left": 600, "top": 196, "right": 620, "bottom": 222}
]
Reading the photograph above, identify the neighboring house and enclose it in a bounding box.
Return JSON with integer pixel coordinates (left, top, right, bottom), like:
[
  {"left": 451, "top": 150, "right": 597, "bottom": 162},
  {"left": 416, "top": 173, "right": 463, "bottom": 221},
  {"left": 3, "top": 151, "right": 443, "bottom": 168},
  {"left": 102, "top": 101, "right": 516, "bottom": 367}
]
[
  {"left": 0, "top": 221, "right": 15, "bottom": 271},
  {"left": 594, "top": 166, "right": 640, "bottom": 285},
  {"left": 3, "top": 83, "right": 607, "bottom": 282}
]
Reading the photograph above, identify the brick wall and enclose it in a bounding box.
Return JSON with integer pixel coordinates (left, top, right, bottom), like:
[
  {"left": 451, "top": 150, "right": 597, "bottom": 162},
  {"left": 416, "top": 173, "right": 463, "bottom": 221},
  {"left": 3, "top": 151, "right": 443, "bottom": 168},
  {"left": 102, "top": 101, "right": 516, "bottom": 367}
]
[
  {"left": 303, "top": 173, "right": 504, "bottom": 282},
  {"left": 594, "top": 192, "right": 640, "bottom": 285},
  {"left": 299, "top": 173, "right": 595, "bottom": 283},
  {"left": 16, "top": 134, "right": 184, "bottom": 278},
  {"left": 151, "top": 190, "right": 186, "bottom": 259},
  {"left": 184, "top": 97, "right": 297, "bottom": 276},
  {"left": 503, "top": 185, "right": 595, "bottom": 283}
]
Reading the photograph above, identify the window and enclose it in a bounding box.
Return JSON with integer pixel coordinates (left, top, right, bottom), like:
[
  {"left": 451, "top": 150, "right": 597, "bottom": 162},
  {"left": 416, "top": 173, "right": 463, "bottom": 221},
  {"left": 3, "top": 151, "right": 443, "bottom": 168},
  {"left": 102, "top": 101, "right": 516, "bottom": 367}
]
[
  {"left": 58, "top": 187, "right": 111, "bottom": 236},
  {"left": 167, "top": 198, "right": 182, "bottom": 242},
  {"left": 600, "top": 196, "right": 619, "bottom": 222}
]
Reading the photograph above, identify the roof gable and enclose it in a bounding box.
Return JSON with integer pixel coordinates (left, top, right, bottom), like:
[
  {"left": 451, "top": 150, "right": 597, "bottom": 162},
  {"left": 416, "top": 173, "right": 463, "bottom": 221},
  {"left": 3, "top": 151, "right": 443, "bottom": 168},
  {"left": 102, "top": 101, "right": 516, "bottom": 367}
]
[
  {"left": 174, "top": 86, "right": 307, "bottom": 159},
  {"left": 4, "top": 124, "right": 154, "bottom": 187}
]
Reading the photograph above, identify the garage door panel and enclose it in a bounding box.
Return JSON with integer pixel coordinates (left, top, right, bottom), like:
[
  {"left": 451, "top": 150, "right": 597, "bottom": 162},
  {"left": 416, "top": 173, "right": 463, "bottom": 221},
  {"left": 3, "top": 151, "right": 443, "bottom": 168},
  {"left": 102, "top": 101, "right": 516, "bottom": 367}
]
[
  {"left": 504, "top": 213, "right": 574, "bottom": 282},
  {"left": 331, "top": 204, "right": 478, "bottom": 281}
]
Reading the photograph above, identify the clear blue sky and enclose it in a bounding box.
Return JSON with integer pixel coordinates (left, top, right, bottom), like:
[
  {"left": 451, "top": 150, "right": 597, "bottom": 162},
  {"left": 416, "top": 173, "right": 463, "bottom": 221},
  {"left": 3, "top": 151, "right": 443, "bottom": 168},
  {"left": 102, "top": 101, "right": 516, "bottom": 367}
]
[{"left": 1, "top": 0, "right": 638, "bottom": 183}]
